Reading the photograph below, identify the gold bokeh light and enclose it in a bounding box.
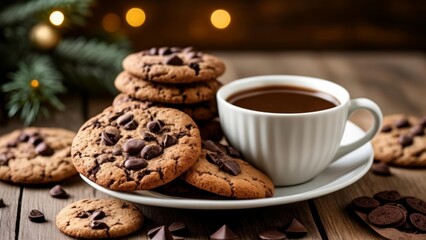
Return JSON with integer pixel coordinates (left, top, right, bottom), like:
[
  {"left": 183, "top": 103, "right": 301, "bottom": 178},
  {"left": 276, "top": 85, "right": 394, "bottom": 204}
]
[
  {"left": 210, "top": 9, "right": 231, "bottom": 29},
  {"left": 102, "top": 13, "right": 121, "bottom": 32},
  {"left": 49, "top": 11, "right": 64, "bottom": 26},
  {"left": 126, "top": 8, "right": 146, "bottom": 27},
  {"left": 30, "top": 79, "right": 39, "bottom": 88}
]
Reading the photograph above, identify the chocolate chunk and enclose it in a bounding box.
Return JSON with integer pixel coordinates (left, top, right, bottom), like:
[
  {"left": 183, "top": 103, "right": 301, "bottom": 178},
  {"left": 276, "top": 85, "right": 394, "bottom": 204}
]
[
  {"left": 259, "top": 229, "right": 286, "bottom": 240},
  {"left": 210, "top": 224, "right": 238, "bottom": 240},
  {"left": 147, "top": 120, "right": 163, "bottom": 133},
  {"left": 49, "top": 185, "right": 68, "bottom": 199},
  {"left": 18, "top": 133, "right": 29, "bottom": 142},
  {"left": 6, "top": 141, "right": 17, "bottom": 148},
  {"left": 187, "top": 51, "right": 202, "bottom": 59},
  {"left": 170, "top": 47, "right": 182, "bottom": 53},
  {"left": 227, "top": 147, "right": 241, "bottom": 158},
  {"left": 206, "top": 152, "right": 223, "bottom": 167},
  {"left": 395, "top": 118, "right": 411, "bottom": 128},
  {"left": 403, "top": 197, "right": 426, "bottom": 215},
  {"left": 284, "top": 218, "right": 308, "bottom": 238},
  {"left": 409, "top": 213, "right": 426, "bottom": 232},
  {"left": 28, "top": 209, "right": 45, "bottom": 223},
  {"left": 123, "top": 139, "right": 145, "bottom": 155},
  {"left": 159, "top": 47, "right": 172, "bottom": 56},
  {"left": 420, "top": 117, "right": 426, "bottom": 128},
  {"left": 124, "top": 157, "right": 148, "bottom": 170},
  {"left": 140, "top": 131, "right": 156, "bottom": 141},
  {"left": 91, "top": 210, "right": 106, "bottom": 220},
  {"left": 374, "top": 190, "right": 401, "bottom": 203},
  {"left": 182, "top": 46, "right": 194, "bottom": 52},
  {"left": 141, "top": 144, "right": 163, "bottom": 160},
  {"left": 147, "top": 226, "right": 162, "bottom": 238},
  {"left": 105, "top": 126, "right": 121, "bottom": 142},
  {"left": 398, "top": 135, "right": 413, "bottom": 147},
  {"left": 76, "top": 211, "right": 90, "bottom": 218},
  {"left": 380, "top": 125, "right": 392, "bottom": 133},
  {"left": 165, "top": 55, "right": 183, "bottom": 66},
  {"left": 97, "top": 155, "right": 115, "bottom": 164},
  {"left": 351, "top": 196, "right": 381, "bottom": 213},
  {"left": 368, "top": 205, "right": 406, "bottom": 227},
  {"left": 168, "top": 221, "right": 190, "bottom": 237},
  {"left": 101, "top": 131, "right": 115, "bottom": 146},
  {"left": 371, "top": 162, "right": 391, "bottom": 176},
  {"left": 411, "top": 125, "right": 424, "bottom": 136},
  {"left": 189, "top": 62, "right": 200, "bottom": 75},
  {"left": 124, "top": 119, "right": 138, "bottom": 130},
  {"left": 0, "top": 198, "right": 5, "bottom": 208},
  {"left": 29, "top": 136, "right": 43, "bottom": 146},
  {"left": 117, "top": 113, "right": 133, "bottom": 126},
  {"left": 221, "top": 161, "right": 241, "bottom": 176},
  {"left": 163, "top": 134, "right": 177, "bottom": 148},
  {"left": 0, "top": 152, "right": 13, "bottom": 165},
  {"left": 151, "top": 226, "right": 174, "bottom": 240},
  {"left": 90, "top": 220, "right": 108, "bottom": 229},
  {"left": 35, "top": 142, "right": 54, "bottom": 156},
  {"left": 204, "top": 140, "right": 219, "bottom": 152},
  {"left": 149, "top": 47, "right": 158, "bottom": 55},
  {"left": 112, "top": 145, "right": 122, "bottom": 156}
]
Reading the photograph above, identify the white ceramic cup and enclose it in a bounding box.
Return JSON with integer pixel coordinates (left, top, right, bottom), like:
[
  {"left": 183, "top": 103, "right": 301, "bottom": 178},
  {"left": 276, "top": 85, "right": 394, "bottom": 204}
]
[{"left": 217, "top": 75, "right": 382, "bottom": 186}]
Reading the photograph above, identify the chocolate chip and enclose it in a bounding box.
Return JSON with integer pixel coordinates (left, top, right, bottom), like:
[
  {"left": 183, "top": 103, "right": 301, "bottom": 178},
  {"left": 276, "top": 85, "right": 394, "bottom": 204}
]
[
  {"left": 182, "top": 46, "right": 194, "bottom": 52},
  {"left": 206, "top": 152, "right": 223, "bottom": 167},
  {"left": 141, "top": 144, "right": 163, "bottom": 160},
  {"left": 204, "top": 140, "right": 219, "bottom": 152},
  {"left": 0, "top": 198, "right": 5, "bottom": 208},
  {"left": 151, "top": 226, "right": 174, "bottom": 240},
  {"left": 149, "top": 47, "right": 158, "bottom": 55},
  {"left": 35, "top": 142, "right": 54, "bottom": 156},
  {"left": 381, "top": 125, "right": 392, "bottom": 133},
  {"left": 371, "top": 162, "right": 391, "bottom": 176},
  {"left": 403, "top": 197, "right": 426, "bottom": 215},
  {"left": 18, "top": 133, "right": 29, "bottom": 142},
  {"left": 395, "top": 118, "right": 410, "bottom": 128},
  {"left": 409, "top": 213, "right": 426, "bottom": 232},
  {"left": 140, "top": 131, "right": 156, "bottom": 141},
  {"left": 77, "top": 211, "right": 90, "bottom": 218},
  {"left": 227, "top": 147, "right": 241, "bottom": 158},
  {"left": 374, "top": 190, "right": 401, "bottom": 203},
  {"left": 259, "top": 229, "right": 286, "bottom": 240},
  {"left": 159, "top": 47, "right": 172, "bottom": 56},
  {"left": 49, "top": 185, "right": 68, "bottom": 199},
  {"left": 163, "top": 134, "right": 177, "bottom": 148},
  {"left": 105, "top": 126, "right": 121, "bottom": 142},
  {"left": 147, "top": 226, "right": 162, "bottom": 238},
  {"left": 97, "top": 155, "right": 115, "bottom": 164},
  {"left": 189, "top": 62, "right": 200, "bottom": 75},
  {"left": 351, "top": 196, "right": 381, "bottom": 213},
  {"left": 123, "top": 119, "right": 138, "bottom": 130},
  {"left": 6, "top": 141, "right": 17, "bottom": 148},
  {"left": 284, "top": 218, "right": 308, "bottom": 238},
  {"left": 90, "top": 220, "right": 108, "bottom": 229},
  {"left": 29, "top": 136, "right": 43, "bottom": 146},
  {"left": 124, "top": 157, "right": 148, "bottom": 170},
  {"left": 117, "top": 113, "right": 133, "bottom": 126},
  {"left": 147, "top": 120, "right": 163, "bottom": 133},
  {"left": 411, "top": 125, "right": 424, "bottom": 136},
  {"left": 112, "top": 145, "right": 122, "bottom": 156},
  {"left": 187, "top": 51, "right": 202, "bottom": 59},
  {"left": 123, "top": 139, "right": 145, "bottom": 155},
  {"left": 28, "top": 209, "right": 45, "bottom": 223},
  {"left": 221, "top": 161, "right": 241, "bottom": 176},
  {"left": 0, "top": 152, "right": 13, "bottom": 165},
  {"left": 398, "top": 135, "right": 413, "bottom": 147},
  {"left": 170, "top": 47, "right": 182, "bottom": 53},
  {"left": 168, "top": 221, "right": 190, "bottom": 236},
  {"left": 368, "top": 205, "right": 406, "bottom": 227},
  {"left": 165, "top": 55, "right": 183, "bottom": 66},
  {"left": 91, "top": 210, "right": 106, "bottom": 220},
  {"left": 420, "top": 117, "right": 426, "bottom": 128},
  {"left": 210, "top": 224, "right": 238, "bottom": 240}
]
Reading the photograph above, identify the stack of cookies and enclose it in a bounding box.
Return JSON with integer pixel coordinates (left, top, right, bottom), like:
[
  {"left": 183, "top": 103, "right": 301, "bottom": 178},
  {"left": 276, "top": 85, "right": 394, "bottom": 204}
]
[{"left": 113, "top": 46, "right": 224, "bottom": 136}]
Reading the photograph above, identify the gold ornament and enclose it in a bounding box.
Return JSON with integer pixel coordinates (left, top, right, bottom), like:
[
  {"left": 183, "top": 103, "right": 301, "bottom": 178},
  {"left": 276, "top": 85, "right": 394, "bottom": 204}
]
[{"left": 29, "top": 23, "right": 60, "bottom": 50}]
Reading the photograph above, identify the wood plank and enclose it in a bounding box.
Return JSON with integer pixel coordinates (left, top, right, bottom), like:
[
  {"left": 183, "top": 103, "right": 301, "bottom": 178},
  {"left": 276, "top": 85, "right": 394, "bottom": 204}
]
[{"left": 314, "top": 53, "right": 426, "bottom": 239}]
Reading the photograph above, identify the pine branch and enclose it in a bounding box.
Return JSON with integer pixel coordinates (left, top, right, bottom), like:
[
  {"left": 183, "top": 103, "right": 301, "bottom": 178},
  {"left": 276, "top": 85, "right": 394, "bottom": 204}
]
[
  {"left": 1, "top": 56, "right": 66, "bottom": 125},
  {"left": 0, "top": 0, "right": 93, "bottom": 26}
]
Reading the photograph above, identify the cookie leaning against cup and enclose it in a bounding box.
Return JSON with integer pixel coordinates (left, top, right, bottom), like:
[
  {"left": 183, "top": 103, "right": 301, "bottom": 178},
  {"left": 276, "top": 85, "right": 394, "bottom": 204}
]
[
  {"left": 182, "top": 140, "right": 275, "bottom": 199},
  {"left": 71, "top": 102, "right": 202, "bottom": 191},
  {"left": 0, "top": 127, "right": 77, "bottom": 184},
  {"left": 372, "top": 114, "right": 426, "bottom": 167},
  {"left": 122, "top": 46, "right": 225, "bottom": 84}
]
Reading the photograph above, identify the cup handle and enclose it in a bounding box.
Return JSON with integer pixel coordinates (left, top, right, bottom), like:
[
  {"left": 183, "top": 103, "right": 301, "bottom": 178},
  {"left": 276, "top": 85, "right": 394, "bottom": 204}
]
[{"left": 332, "top": 98, "right": 383, "bottom": 162}]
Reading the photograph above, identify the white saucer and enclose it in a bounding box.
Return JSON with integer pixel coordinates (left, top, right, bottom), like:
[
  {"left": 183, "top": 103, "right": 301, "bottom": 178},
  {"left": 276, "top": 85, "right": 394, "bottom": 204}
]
[{"left": 81, "top": 121, "right": 373, "bottom": 210}]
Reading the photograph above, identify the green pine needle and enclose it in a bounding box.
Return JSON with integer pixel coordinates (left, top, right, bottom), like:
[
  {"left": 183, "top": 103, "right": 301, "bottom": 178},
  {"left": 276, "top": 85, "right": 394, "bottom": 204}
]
[{"left": 2, "top": 56, "right": 66, "bottom": 125}]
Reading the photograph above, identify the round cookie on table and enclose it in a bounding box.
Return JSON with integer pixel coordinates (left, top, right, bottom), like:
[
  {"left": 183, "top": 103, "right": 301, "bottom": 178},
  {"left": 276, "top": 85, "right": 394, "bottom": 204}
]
[
  {"left": 372, "top": 114, "right": 426, "bottom": 167},
  {"left": 71, "top": 101, "right": 202, "bottom": 191},
  {"left": 0, "top": 127, "right": 77, "bottom": 184},
  {"left": 122, "top": 46, "right": 225, "bottom": 84},
  {"left": 56, "top": 198, "right": 143, "bottom": 239},
  {"left": 182, "top": 140, "right": 275, "bottom": 199}
]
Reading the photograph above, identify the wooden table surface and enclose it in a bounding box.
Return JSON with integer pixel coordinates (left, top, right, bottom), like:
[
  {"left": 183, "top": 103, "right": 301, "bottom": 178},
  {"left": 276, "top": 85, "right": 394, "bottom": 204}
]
[{"left": 1, "top": 52, "right": 425, "bottom": 239}]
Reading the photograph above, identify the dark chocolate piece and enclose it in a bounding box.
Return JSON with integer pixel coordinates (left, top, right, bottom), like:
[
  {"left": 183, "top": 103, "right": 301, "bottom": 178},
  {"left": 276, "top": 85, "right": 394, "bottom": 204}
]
[
  {"left": 371, "top": 162, "right": 391, "bottom": 176},
  {"left": 284, "top": 218, "right": 308, "bottom": 238},
  {"left": 28, "top": 209, "right": 45, "bottom": 223},
  {"left": 165, "top": 55, "right": 183, "bottom": 66},
  {"left": 91, "top": 210, "right": 106, "bottom": 220},
  {"left": 90, "top": 220, "right": 108, "bottom": 229},
  {"left": 381, "top": 125, "right": 392, "bottom": 133},
  {"left": 374, "top": 190, "right": 401, "bottom": 203},
  {"left": 259, "top": 229, "right": 286, "bottom": 240},
  {"left": 168, "top": 221, "right": 190, "bottom": 237},
  {"left": 395, "top": 118, "right": 410, "bottom": 128},
  {"left": 403, "top": 197, "right": 426, "bottom": 215},
  {"left": 409, "top": 213, "right": 426, "bottom": 232},
  {"left": 123, "top": 139, "right": 145, "bottom": 155},
  {"left": 399, "top": 135, "right": 413, "bottom": 147},
  {"left": 351, "top": 196, "right": 381, "bottom": 213},
  {"left": 124, "top": 157, "right": 148, "bottom": 170},
  {"left": 147, "top": 120, "right": 163, "bottom": 133},
  {"left": 368, "top": 205, "right": 406, "bottom": 227},
  {"left": 141, "top": 144, "right": 163, "bottom": 160},
  {"left": 35, "top": 142, "right": 54, "bottom": 156},
  {"left": 210, "top": 224, "right": 238, "bottom": 240},
  {"left": 163, "top": 134, "right": 178, "bottom": 148},
  {"left": 151, "top": 226, "right": 174, "bottom": 240},
  {"left": 49, "top": 185, "right": 68, "bottom": 199},
  {"left": 0, "top": 198, "right": 5, "bottom": 208}
]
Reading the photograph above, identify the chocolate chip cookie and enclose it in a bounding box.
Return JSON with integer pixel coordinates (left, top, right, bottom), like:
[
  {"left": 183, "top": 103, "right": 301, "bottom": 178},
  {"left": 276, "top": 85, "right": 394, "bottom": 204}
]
[
  {"left": 112, "top": 93, "right": 218, "bottom": 121},
  {"left": 114, "top": 71, "right": 222, "bottom": 104},
  {"left": 182, "top": 141, "right": 274, "bottom": 199},
  {"left": 122, "top": 46, "right": 225, "bottom": 84},
  {"left": 372, "top": 114, "right": 426, "bottom": 167},
  {"left": 56, "top": 198, "right": 143, "bottom": 239},
  {"left": 0, "top": 127, "right": 77, "bottom": 184},
  {"left": 72, "top": 102, "right": 202, "bottom": 191}
]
